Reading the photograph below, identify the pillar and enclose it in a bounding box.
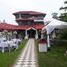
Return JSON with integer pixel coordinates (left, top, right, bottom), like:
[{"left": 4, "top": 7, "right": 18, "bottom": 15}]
[
  {"left": 47, "top": 34, "right": 51, "bottom": 48},
  {"left": 25, "top": 30, "right": 28, "bottom": 39},
  {"left": 35, "top": 30, "right": 38, "bottom": 39},
  {"left": 41, "top": 33, "right": 43, "bottom": 39}
]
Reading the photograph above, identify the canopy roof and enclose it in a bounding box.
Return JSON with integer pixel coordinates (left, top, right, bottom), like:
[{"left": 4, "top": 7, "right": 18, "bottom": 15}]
[{"left": 42, "top": 18, "right": 67, "bottom": 34}]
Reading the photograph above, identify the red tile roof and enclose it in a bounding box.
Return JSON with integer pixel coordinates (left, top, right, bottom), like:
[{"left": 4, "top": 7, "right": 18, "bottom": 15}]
[
  {"left": 32, "top": 24, "right": 44, "bottom": 29},
  {"left": 13, "top": 11, "right": 45, "bottom": 15},
  {"left": 16, "top": 25, "right": 44, "bottom": 30},
  {"left": 0, "top": 23, "right": 17, "bottom": 30},
  {"left": 16, "top": 26, "right": 30, "bottom": 30},
  {"left": 0, "top": 23, "right": 44, "bottom": 30}
]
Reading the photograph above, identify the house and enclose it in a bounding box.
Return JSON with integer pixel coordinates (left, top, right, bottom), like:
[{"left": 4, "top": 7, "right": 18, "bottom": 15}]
[{"left": 13, "top": 11, "right": 46, "bottom": 39}]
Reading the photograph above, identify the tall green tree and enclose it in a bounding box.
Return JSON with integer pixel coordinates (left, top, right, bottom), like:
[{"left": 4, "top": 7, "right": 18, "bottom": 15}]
[
  {"left": 59, "top": 1, "right": 67, "bottom": 22},
  {"left": 59, "top": 1, "right": 67, "bottom": 40},
  {"left": 52, "top": 12, "right": 58, "bottom": 19}
]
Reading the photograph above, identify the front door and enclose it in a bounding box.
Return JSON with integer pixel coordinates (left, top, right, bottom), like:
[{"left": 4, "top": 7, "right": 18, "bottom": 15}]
[{"left": 27, "top": 29, "right": 36, "bottom": 38}]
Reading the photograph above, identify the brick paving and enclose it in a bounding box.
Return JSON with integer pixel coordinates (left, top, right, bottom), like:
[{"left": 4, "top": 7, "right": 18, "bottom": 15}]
[{"left": 13, "top": 39, "right": 38, "bottom": 67}]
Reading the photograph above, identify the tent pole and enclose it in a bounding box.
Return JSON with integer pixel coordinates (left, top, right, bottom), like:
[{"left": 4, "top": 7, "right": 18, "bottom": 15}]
[{"left": 47, "top": 34, "right": 51, "bottom": 48}]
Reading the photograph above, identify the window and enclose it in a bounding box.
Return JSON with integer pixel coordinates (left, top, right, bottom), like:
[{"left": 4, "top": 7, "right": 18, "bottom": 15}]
[
  {"left": 21, "top": 14, "right": 31, "bottom": 18},
  {"left": 34, "top": 22, "right": 44, "bottom": 25},
  {"left": 16, "top": 15, "right": 19, "bottom": 18}
]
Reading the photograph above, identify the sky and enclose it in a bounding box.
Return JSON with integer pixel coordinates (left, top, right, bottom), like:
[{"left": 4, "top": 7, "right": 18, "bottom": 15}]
[{"left": 0, "top": 0, "right": 65, "bottom": 25}]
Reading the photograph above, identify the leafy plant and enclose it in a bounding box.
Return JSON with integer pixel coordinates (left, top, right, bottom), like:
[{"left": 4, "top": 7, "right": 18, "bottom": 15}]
[{"left": 60, "top": 29, "right": 67, "bottom": 39}]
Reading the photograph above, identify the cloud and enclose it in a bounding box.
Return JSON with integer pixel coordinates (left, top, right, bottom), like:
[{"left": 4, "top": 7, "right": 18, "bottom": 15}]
[{"left": 0, "top": 0, "right": 65, "bottom": 24}]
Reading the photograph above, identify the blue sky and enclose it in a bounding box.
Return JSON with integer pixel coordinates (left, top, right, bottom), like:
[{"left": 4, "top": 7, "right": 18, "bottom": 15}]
[{"left": 0, "top": 0, "right": 65, "bottom": 25}]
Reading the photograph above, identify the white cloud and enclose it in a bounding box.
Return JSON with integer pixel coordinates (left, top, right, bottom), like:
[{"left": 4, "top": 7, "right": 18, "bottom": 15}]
[{"left": 0, "top": 0, "right": 65, "bottom": 24}]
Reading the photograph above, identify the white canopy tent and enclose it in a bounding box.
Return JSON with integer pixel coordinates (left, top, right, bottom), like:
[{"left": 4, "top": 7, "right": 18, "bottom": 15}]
[{"left": 42, "top": 18, "right": 67, "bottom": 48}]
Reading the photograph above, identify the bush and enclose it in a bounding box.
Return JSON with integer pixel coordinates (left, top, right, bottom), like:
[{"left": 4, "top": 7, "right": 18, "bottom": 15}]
[{"left": 60, "top": 29, "right": 67, "bottom": 39}]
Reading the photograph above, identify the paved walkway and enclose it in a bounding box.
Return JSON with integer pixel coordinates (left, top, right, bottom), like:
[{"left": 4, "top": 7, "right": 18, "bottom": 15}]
[{"left": 13, "top": 39, "right": 38, "bottom": 67}]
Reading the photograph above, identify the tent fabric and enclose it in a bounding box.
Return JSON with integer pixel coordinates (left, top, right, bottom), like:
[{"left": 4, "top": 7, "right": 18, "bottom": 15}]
[
  {"left": 42, "top": 18, "right": 67, "bottom": 48},
  {"left": 42, "top": 18, "right": 67, "bottom": 34}
]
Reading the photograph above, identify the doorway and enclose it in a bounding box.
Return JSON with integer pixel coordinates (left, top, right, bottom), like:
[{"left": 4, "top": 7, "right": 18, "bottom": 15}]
[{"left": 27, "top": 29, "right": 36, "bottom": 38}]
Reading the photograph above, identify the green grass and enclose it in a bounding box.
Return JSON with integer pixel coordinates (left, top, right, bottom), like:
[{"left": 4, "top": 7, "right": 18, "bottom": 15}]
[
  {"left": 35, "top": 40, "right": 67, "bottom": 67},
  {"left": 0, "top": 39, "right": 28, "bottom": 67}
]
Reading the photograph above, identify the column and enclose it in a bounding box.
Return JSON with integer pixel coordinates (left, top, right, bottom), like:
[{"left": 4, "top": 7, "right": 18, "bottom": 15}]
[
  {"left": 41, "top": 33, "right": 43, "bottom": 39},
  {"left": 25, "top": 30, "right": 28, "bottom": 39},
  {"left": 47, "top": 34, "right": 51, "bottom": 48},
  {"left": 35, "top": 30, "right": 38, "bottom": 39}
]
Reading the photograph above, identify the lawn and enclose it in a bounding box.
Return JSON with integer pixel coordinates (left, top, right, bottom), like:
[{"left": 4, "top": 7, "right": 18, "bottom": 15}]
[
  {"left": 0, "top": 39, "right": 28, "bottom": 67},
  {"left": 36, "top": 40, "right": 67, "bottom": 67}
]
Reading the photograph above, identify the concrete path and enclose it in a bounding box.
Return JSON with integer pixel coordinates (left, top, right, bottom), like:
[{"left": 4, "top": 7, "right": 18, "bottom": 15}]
[{"left": 13, "top": 39, "right": 38, "bottom": 67}]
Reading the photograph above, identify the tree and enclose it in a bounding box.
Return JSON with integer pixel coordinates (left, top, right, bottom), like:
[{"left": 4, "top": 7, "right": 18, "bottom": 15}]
[
  {"left": 60, "top": 29, "right": 67, "bottom": 40},
  {"left": 60, "top": 1, "right": 67, "bottom": 11},
  {"left": 59, "top": 1, "right": 67, "bottom": 40},
  {"left": 59, "top": 0, "right": 67, "bottom": 22},
  {"left": 52, "top": 12, "right": 58, "bottom": 19}
]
